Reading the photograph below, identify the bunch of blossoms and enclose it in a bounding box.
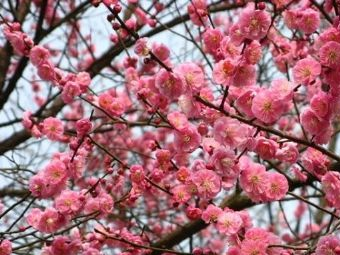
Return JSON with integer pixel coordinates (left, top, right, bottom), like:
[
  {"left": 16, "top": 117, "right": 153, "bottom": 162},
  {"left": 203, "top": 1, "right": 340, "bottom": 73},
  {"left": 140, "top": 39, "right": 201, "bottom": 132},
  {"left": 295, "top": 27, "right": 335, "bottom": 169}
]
[
  {"left": 272, "top": 3, "right": 340, "bottom": 145},
  {"left": 187, "top": 0, "right": 209, "bottom": 26},
  {"left": 226, "top": 227, "right": 284, "bottom": 255},
  {"left": 301, "top": 148, "right": 330, "bottom": 178},
  {"left": 201, "top": 204, "right": 252, "bottom": 237},
  {"left": 283, "top": 7, "right": 320, "bottom": 34},
  {"left": 239, "top": 157, "right": 289, "bottom": 203},
  {"left": 314, "top": 235, "right": 340, "bottom": 255},
  {"left": 201, "top": 6, "right": 296, "bottom": 126},
  {"left": 4, "top": 22, "right": 91, "bottom": 96},
  {"left": 128, "top": 0, "right": 295, "bottom": 238},
  {"left": 2, "top": 20, "right": 120, "bottom": 233},
  {"left": 132, "top": 36, "right": 206, "bottom": 103},
  {"left": 40, "top": 233, "right": 82, "bottom": 255},
  {"left": 3, "top": 22, "right": 92, "bottom": 141}
]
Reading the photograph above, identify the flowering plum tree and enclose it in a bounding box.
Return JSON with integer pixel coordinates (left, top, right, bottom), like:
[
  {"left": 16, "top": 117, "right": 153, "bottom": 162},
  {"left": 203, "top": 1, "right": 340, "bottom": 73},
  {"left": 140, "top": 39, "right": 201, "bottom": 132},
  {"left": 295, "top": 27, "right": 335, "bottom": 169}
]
[{"left": 1, "top": 0, "right": 340, "bottom": 254}]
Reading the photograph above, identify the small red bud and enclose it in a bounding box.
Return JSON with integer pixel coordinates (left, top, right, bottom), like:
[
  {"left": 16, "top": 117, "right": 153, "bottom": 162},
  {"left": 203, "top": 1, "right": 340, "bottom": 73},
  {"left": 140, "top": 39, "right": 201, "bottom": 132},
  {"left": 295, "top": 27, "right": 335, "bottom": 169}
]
[
  {"left": 197, "top": 123, "right": 208, "bottom": 136},
  {"left": 107, "top": 14, "right": 115, "bottom": 22},
  {"left": 106, "top": 168, "right": 114, "bottom": 174},
  {"left": 19, "top": 226, "right": 27, "bottom": 232},
  {"left": 91, "top": 0, "right": 101, "bottom": 7},
  {"left": 112, "top": 22, "right": 120, "bottom": 30},
  {"left": 172, "top": 202, "right": 179, "bottom": 208},
  {"left": 258, "top": 2, "right": 266, "bottom": 10},
  {"left": 193, "top": 248, "right": 203, "bottom": 255},
  {"left": 90, "top": 190, "right": 98, "bottom": 198},
  {"left": 206, "top": 164, "right": 214, "bottom": 170},
  {"left": 113, "top": 4, "right": 122, "bottom": 14},
  {"left": 154, "top": 118, "right": 161, "bottom": 125},
  {"left": 143, "top": 57, "right": 151, "bottom": 64}
]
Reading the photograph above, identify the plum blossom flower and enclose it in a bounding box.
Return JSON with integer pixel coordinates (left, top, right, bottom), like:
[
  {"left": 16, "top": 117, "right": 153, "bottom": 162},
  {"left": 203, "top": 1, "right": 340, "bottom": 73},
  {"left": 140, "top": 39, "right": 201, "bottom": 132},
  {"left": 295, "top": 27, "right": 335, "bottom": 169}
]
[
  {"left": 239, "top": 163, "right": 267, "bottom": 202},
  {"left": 130, "top": 165, "right": 145, "bottom": 184},
  {"left": 264, "top": 172, "right": 288, "bottom": 201},
  {"left": 98, "top": 92, "right": 126, "bottom": 117},
  {"left": 284, "top": 8, "right": 320, "bottom": 34},
  {"left": 55, "top": 190, "right": 84, "bottom": 216},
  {"left": 174, "top": 124, "right": 201, "bottom": 153},
  {"left": 315, "top": 27, "right": 340, "bottom": 49},
  {"left": 235, "top": 89, "right": 256, "bottom": 117},
  {"left": 84, "top": 192, "right": 114, "bottom": 216},
  {"left": 29, "top": 174, "right": 55, "bottom": 198},
  {"left": 229, "top": 24, "right": 245, "bottom": 45},
  {"left": 167, "top": 111, "right": 189, "bottom": 130},
  {"left": 203, "top": 28, "right": 223, "bottom": 54},
  {"left": 275, "top": 142, "right": 299, "bottom": 164},
  {"left": 187, "top": 0, "right": 208, "bottom": 26},
  {"left": 239, "top": 8, "right": 271, "bottom": 40},
  {"left": 27, "top": 207, "right": 68, "bottom": 233},
  {"left": 298, "top": 8, "right": 320, "bottom": 34},
  {"left": 254, "top": 137, "right": 278, "bottom": 160},
  {"left": 209, "top": 146, "right": 236, "bottom": 172},
  {"left": 251, "top": 89, "right": 285, "bottom": 124},
  {"left": 22, "top": 111, "right": 33, "bottom": 130},
  {"left": 217, "top": 211, "right": 243, "bottom": 235},
  {"left": 231, "top": 63, "right": 256, "bottom": 87},
  {"left": 155, "top": 69, "right": 185, "bottom": 100},
  {"left": 244, "top": 40, "right": 262, "bottom": 65},
  {"left": 271, "top": 78, "right": 294, "bottom": 101},
  {"left": 240, "top": 239, "right": 267, "bottom": 255},
  {"left": 172, "top": 185, "right": 191, "bottom": 204},
  {"left": 301, "top": 108, "right": 329, "bottom": 136},
  {"left": 213, "top": 117, "right": 248, "bottom": 149},
  {"left": 76, "top": 118, "right": 92, "bottom": 137},
  {"left": 61, "top": 81, "right": 81, "bottom": 103},
  {"left": 41, "top": 236, "right": 81, "bottom": 255},
  {"left": 176, "top": 167, "right": 190, "bottom": 182},
  {"left": 213, "top": 59, "right": 236, "bottom": 85},
  {"left": 186, "top": 206, "right": 202, "bottom": 220},
  {"left": 152, "top": 42, "right": 170, "bottom": 61},
  {"left": 178, "top": 94, "right": 201, "bottom": 118},
  {"left": 0, "top": 240, "right": 12, "bottom": 255},
  {"left": 272, "top": 0, "right": 291, "bottom": 8},
  {"left": 42, "top": 117, "right": 64, "bottom": 141},
  {"left": 301, "top": 148, "right": 329, "bottom": 177},
  {"left": 76, "top": 71, "right": 91, "bottom": 92},
  {"left": 134, "top": 38, "right": 150, "bottom": 56},
  {"left": 201, "top": 205, "right": 223, "bottom": 223},
  {"left": 283, "top": 10, "right": 299, "bottom": 30},
  {"left": 37, "top": 60, "right": 56, "bottom": 82},
  {"left": 310, "top": 93, "right": 330, "bottom": 119},
  {"left": 44, "top": 159, "right": 68, "bottom": 186},
  {"left": 29, "top": 45, "right": 50, "bottom": 66},
  {"left": 190, "top": 169, "right": 221, "bottom": 199},
  {"left": 293, "top": 58, "right": 321, "bottom": 85},
  {"left": 174, "top": 63, "right": 205, "bottom": 93},
  {"left": 319, "top": 41, "right": 340, "bottom": 69},
  {"left": 220, "top": 36, "right": 241, "bottom": 59},
  {"left": 3, "top": 22, "right": 33, "bottom": 56}
]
